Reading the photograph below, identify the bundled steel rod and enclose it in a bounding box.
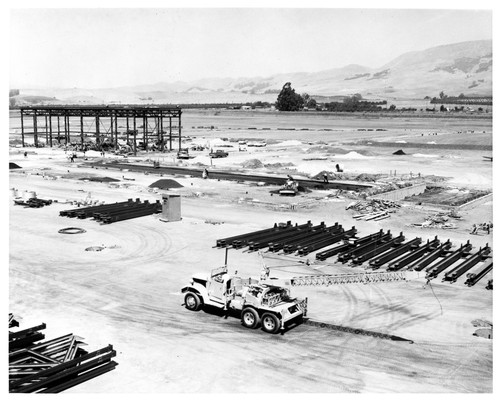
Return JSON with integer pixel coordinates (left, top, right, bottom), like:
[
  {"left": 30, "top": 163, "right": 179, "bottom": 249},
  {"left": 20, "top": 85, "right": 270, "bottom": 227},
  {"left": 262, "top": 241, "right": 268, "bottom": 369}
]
[
  {"left": 388, "top": 237, "right": 440, "bottom": 271},
  {"left": 369, "top": 237, "right": 422, "bottom": 268},
  {"left": 443, "top": 244, "right": 491, "bottom": 282}
]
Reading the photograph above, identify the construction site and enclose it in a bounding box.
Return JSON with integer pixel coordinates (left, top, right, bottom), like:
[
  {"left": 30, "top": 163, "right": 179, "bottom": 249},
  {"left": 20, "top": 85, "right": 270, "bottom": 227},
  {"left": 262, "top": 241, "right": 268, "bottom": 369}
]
[{"left": 8, "top": 106, "right": 493, "bottom": 393}]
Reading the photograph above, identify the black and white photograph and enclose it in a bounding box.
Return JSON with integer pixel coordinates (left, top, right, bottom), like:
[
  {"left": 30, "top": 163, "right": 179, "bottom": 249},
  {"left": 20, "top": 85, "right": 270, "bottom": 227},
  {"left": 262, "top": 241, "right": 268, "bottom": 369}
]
[{"left": 6, "top": 1, "right": 495, "bottom": 395}]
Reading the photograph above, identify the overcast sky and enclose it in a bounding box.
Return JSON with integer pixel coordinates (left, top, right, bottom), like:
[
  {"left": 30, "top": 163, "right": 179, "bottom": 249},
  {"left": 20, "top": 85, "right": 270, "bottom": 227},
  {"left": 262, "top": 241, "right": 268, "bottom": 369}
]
[{"left": 9, "top": 7, "right": 492, "bottom": 89}]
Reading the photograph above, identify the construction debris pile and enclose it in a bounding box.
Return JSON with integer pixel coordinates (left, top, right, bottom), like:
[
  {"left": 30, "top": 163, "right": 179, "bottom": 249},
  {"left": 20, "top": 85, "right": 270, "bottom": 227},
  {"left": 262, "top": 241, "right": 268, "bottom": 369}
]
[
  {"left": 9, "top": 315, "right": 118, "bottom": 393},
  {"left": 346, "top": 199, "right": 401, "bottom": 221},
  {"left": 409, "top": 211, "right": 463, "bottom": 229},
  {"left": 60, "top": 198, "right": 161, "bottom": 224}
]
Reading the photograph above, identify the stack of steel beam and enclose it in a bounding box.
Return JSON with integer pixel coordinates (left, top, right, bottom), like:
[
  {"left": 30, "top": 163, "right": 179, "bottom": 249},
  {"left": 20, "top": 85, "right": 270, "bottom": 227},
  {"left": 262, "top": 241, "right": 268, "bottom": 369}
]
[
  {"left": 465, "top": 259, "right": 493, "bottom": 287},
  {"left": 216, "top": 221, "right": 293, "bottom": 248},
  {"left": 9, "top": 320, "right": 118, "bottom": 393},
  {"left": 426, "top": 241, "right": 473, "bottom": 279},
  {"left": 369, "top": 237, "right": 422, "bottom": 268},
  {"left": 387, "top": 237, "right": 441, "bottom": 271},
  {"left": 443, "top": 244, "right": 491, "bottom": 283},
  {"left": 60, "top": 198, "right": 161, "bottom": 224}
]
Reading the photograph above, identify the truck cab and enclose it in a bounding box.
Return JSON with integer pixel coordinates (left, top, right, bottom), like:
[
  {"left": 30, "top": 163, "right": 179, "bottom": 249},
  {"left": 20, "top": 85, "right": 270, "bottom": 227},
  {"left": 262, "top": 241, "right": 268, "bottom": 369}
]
[{"left": 182, "top": 267, "right": 307, "bottom": 333}]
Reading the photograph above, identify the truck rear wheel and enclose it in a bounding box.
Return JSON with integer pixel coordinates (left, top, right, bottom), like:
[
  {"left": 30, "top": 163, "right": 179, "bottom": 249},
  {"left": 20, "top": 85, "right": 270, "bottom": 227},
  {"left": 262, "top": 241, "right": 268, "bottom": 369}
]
[
  {"left": 241, "top": 307, "right": 260, "bottom": 329},
  {"left": 184, "top": 292, "right": 202, "bottom": 311},
  {"left": 261, "top": 313, "right": 280, "bottom": 334}
]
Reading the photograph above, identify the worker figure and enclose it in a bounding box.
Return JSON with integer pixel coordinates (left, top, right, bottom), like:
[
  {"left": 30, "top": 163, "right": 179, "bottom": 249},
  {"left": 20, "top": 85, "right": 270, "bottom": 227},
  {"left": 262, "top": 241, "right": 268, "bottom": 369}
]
[
  {"left": 202, "top": 168, "right": 209, "bottom": 179},
  {"left": 260, "top": 266, "right": 270, "bottom": 281},
  {"left": 471, "top": 224, "right": 478, "bottom": 235},
  {"left": 70, "top": 154, "right": 74, "bottom": 163},
  {"left": 24, "top": 151, "right": 27, "bottom": 158},
  {"left": 323, "top": 173, "right": 329, "bottom": 184}
]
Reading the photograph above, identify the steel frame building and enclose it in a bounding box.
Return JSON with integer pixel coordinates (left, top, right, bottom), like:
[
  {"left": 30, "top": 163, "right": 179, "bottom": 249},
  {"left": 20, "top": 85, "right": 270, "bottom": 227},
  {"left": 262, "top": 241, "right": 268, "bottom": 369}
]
[{"left": 18, "top": 105, "right": 182, "bottom": 153}]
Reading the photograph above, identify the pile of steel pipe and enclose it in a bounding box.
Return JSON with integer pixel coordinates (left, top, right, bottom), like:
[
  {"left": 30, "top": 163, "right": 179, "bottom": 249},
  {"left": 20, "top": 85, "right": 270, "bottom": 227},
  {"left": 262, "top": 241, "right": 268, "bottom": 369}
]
[
  {"left": 60, "top": 198, "right": 161, "bottom": 224},
  {"left": 9, "top": 320, "right": 117, "bottom": 393},
  {"left": 443, "top": 244, "right": 491, "bottom": 283},
  {"left": 426, "top": 241, "right": 472, "bottom": 279},
  {"left": 465, "top": 259, "right": 493, "bottom": 287}
]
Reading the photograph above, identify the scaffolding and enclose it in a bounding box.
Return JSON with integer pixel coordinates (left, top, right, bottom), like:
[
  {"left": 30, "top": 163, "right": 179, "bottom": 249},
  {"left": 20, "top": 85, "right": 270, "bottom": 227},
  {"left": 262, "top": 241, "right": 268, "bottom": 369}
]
[{"left": 18, "top": 105, "right": 182, "bottom": 154}]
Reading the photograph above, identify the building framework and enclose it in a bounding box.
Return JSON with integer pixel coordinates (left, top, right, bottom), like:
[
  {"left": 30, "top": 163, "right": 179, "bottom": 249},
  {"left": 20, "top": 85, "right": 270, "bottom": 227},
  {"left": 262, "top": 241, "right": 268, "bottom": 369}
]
[{"left": 19, "top": 105, "right": 182, "bottom": 153}]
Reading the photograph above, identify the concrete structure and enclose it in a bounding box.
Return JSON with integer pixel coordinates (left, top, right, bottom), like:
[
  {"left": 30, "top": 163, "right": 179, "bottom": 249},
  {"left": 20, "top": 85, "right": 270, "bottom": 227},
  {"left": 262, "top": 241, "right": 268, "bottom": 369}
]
[{"left": 367, "top": 183, "right": 427, "bottom": 202}]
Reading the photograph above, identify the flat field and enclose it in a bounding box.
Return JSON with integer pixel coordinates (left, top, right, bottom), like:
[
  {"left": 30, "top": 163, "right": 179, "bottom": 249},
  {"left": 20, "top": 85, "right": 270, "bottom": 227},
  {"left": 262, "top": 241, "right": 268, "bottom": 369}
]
[{"left": 9, "top": 111, "right": 493, "bottom": 393}]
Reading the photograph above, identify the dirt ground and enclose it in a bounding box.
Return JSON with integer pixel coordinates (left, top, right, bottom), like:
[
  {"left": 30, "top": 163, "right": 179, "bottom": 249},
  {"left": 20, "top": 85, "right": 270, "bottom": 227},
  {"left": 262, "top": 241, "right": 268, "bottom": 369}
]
[{"left": 8, "top": 112, "right": 493, "bottom": 393}]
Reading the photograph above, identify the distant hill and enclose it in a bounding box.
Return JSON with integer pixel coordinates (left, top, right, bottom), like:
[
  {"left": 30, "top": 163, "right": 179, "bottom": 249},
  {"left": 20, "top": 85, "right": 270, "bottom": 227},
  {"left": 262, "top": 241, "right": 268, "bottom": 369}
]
[{"left": 13, "top": 40, "right": 492, "bottom": 105}]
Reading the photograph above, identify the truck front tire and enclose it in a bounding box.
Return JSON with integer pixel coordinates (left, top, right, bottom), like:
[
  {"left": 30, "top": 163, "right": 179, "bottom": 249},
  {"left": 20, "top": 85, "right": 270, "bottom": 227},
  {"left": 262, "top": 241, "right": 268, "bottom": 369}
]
[
  {"left": 241, "top": 307, "right": 260, "bottom": 329},
  {"left": 184, "top": 292, "right": 202, "bottom": 311},
  {"left": 261, "top": 313, "right": 280, "bottom": 334}
]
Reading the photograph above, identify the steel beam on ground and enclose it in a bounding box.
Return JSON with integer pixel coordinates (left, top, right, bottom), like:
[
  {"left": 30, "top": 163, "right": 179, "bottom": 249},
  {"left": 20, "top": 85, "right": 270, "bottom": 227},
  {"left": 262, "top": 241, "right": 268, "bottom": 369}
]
[
  {"left": 247, "top": 222, "right": 316, "bottom": 251},
  {"left": 369, "top": 237, "right": 422, "bottom": 268},
  {"left": 444, "top": 244, "right": 491, "bottom": 282},
  {"left": 351, "top": 233, "right": 406, "bottom": 265},
  {"left": 234, "top": 222, "right": 311, "bottom": 249},
  {"left": 298, "top": 227, "right": 357, "bottom": 256},
  {"left": 465, "top": 259, "right": 493, "bottom": 287},
  {"left": 426, "top": 241, "right": 473, "bottom": 279},
  {"left": 388, "top": 237, "right": 440, "bottom": 271},
  {"left": 268, "top": 222, "right": 330, "bottom": 252},
  {"left": 407, "top": 240, "right": 452, "bottom": 271},
  {"left": 338, "top": 231, "right": 392, "bottom": 262},
  {"left": 216, "top": 222, "right": 291, "bottom": 248},
  {"left": 282, "top": 224, "right": 343, "bottom": 254}
]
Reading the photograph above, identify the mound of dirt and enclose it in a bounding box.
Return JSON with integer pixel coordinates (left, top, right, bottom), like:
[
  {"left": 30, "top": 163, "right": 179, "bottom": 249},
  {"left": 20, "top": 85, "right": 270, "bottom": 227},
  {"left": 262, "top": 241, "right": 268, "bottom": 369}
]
[
  {"left": 9, "top": 162, "right": 22, "bottom": 169},
  {"left": 393, "top": 149, "right": 406, "bottom": 155},
  {"left": 355, "top": 173, "right": 382, "bottom": 182},
  {"left": 149, "top": 179, "right": 184, "bottom": 189},
  {"left": 242, "top": 159, "right": 264, "bottom": 169}
]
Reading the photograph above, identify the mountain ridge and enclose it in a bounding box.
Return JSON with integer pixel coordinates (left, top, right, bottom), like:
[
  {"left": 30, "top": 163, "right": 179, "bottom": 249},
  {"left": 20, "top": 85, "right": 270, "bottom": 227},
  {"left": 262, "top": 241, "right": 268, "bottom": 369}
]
[{"left": 13, "top": 40, "right": 492, "bottom": 105}]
